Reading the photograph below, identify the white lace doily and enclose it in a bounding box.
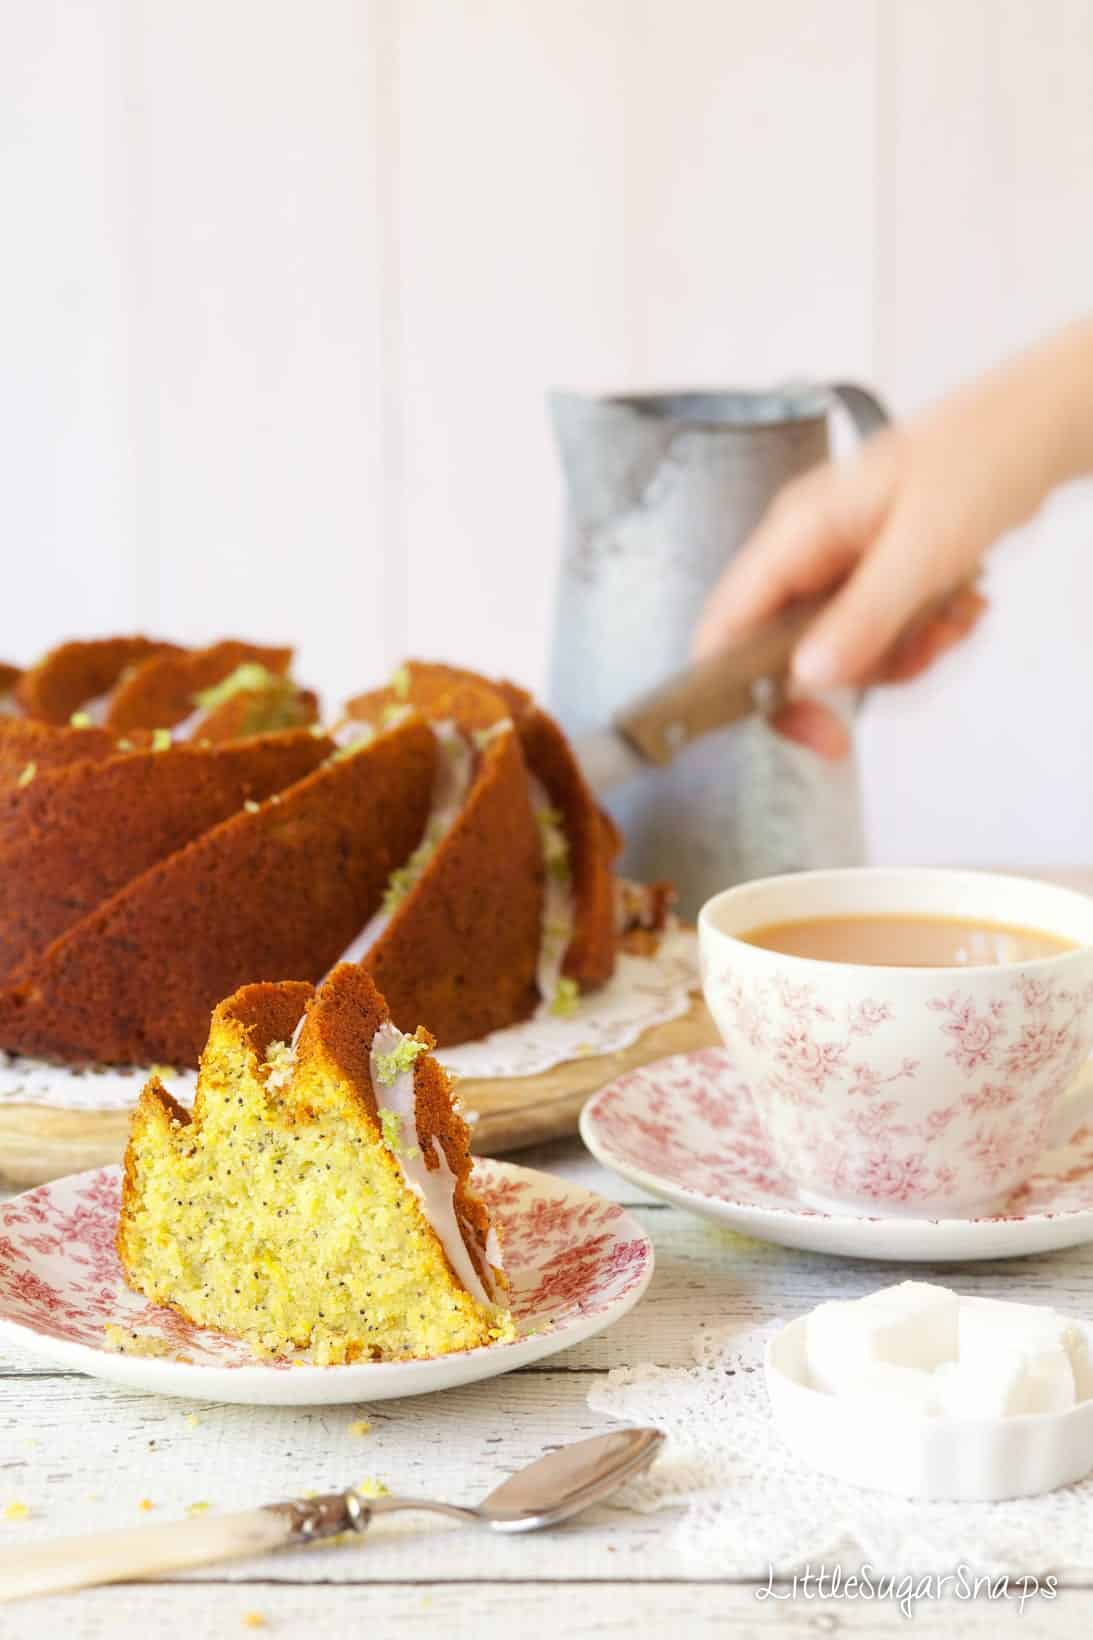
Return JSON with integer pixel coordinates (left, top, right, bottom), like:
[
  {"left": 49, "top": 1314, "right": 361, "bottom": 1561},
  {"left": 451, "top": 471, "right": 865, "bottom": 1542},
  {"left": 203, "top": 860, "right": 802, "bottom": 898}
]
[
  {"left": 0, "top": 929, "right": 698, "bottom": 1112},
  {"left": 588, "top": 1320, "right": 1093, "bottom": 1578}
]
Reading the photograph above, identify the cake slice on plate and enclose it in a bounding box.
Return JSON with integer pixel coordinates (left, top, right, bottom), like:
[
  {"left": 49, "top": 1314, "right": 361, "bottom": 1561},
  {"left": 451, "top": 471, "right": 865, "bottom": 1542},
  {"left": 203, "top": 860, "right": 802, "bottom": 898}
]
[{"left": 117, "top": 962, "right": 513, "bottom": 1363}]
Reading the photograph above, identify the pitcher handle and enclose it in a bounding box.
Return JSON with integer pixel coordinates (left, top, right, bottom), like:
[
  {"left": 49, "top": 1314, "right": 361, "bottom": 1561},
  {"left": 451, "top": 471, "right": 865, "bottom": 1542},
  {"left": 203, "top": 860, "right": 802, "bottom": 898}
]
[{"left": 826, "top": 381, "right": 890, "bottom": 440}]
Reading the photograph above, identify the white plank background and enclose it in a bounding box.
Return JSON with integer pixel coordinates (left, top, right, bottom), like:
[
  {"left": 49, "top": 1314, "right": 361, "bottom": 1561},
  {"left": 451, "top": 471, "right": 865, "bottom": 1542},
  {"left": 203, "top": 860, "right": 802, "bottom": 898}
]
[{"left": 3, "top": 2, "right": 1093, "bottom": 841}]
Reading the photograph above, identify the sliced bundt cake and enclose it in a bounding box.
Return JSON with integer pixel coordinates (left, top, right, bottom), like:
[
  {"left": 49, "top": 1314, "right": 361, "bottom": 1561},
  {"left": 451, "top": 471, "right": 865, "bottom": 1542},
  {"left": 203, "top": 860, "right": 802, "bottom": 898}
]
[
  {"left": 117, "top": 963, "right": 513, "bottom": 1362},
  {"left": 0, "top": 642, "right": 624, "bottom": 1070}
]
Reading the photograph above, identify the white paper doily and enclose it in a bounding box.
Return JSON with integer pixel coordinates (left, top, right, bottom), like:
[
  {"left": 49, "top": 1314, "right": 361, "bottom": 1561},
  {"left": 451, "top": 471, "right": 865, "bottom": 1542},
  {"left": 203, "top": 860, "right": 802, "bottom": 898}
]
[
  {"left": 588, "top": 1320, "right": 1093, "bottom": 1579},
  {"left": 0, "top": 929, "right": 699, "bottom": 1112}
]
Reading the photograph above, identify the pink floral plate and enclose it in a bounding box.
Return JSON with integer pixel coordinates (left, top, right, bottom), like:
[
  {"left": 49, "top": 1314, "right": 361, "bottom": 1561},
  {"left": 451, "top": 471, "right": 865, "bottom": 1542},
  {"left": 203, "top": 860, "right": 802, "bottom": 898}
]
[
  {"left": 580, "top": 1047, "right": 1093, "bottom": 1261},
  {"left": 0, "top": 1160, "right": 652, "bottom": 1403}
]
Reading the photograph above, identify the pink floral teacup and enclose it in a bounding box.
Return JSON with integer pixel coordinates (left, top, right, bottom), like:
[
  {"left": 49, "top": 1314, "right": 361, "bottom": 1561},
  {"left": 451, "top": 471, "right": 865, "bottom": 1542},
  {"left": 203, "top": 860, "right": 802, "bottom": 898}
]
[{"left": 698, "top": 868, "right": 1093, "bottom": 1217}]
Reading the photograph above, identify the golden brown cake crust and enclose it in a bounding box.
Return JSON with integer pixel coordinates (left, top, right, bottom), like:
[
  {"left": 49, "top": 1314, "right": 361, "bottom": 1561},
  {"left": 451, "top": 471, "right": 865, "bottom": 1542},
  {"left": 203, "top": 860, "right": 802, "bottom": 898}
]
[
  {"left": 16, "top": 637, "right": 182, "bottom": 724},
  {"left": 0, "top": 732, "right": 332, "bottom": 982},
  {"left": 304, "top": 963, "right": 493, "bottom": 1291},
  {"left": 363, "top": 709, "right": 544, "bottom": 1047},
  {"left": 0, "top": 720, "right": 437, "bottom": 1066},
  {"left": 193, "top": 686, "right": 319, "bottom": 743},
  {"left": 347, "top": 659, "right": 618, "bottom": 991},
  {"left": 104, "top": 641, "right": 294, "bottom": 733},
  {"left": 0, "top": 721, "right": 119, "bottom": 786}
]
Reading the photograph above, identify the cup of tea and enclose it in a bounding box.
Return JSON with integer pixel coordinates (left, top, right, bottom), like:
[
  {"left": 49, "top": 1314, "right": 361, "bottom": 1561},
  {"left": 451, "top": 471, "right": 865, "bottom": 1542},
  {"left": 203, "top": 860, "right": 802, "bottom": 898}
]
[{"left": 698, "top": 868, "right": 1093, "bottom": 1217}]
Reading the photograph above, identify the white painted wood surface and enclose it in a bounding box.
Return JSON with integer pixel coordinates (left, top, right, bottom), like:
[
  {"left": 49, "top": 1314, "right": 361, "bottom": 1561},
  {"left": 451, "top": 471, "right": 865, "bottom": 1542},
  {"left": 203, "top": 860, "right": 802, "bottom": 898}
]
[
  {"left": 3, "top": 866, "right": 1093, "bottom": 1637},
  {"left": 4, "top": 1, "right": 1093, "bottom": 864}
]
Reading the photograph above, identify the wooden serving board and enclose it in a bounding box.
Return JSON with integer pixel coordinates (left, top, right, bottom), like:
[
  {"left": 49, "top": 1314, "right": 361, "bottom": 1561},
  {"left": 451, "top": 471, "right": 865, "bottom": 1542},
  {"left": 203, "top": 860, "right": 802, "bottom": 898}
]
[{"left": 0, "top": 996, "right": 720, "bottom": 1189}]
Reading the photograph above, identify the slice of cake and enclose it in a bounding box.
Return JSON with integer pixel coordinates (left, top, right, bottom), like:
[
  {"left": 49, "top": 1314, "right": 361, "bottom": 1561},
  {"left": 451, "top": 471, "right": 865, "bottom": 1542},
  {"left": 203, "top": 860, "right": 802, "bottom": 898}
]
[{"left": 117, "top": 963, "right": 513, "bottom": 1362}]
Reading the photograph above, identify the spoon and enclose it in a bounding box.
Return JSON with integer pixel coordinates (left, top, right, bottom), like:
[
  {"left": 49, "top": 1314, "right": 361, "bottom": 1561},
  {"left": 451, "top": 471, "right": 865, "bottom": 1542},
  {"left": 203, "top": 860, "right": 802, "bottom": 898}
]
[{"left": 0, "top": 1427, "right": 663, "bottom": 1603}]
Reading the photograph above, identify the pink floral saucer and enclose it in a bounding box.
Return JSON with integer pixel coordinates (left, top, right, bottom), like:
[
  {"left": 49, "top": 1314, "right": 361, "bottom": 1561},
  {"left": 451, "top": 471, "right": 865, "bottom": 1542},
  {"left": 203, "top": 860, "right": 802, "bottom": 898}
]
[
  {"left": 0, "top": 1160, "right": 652, "bottom": 1404},
  {"left": 580, "top": 1047, "right": 1093, "bottom": 1261}
]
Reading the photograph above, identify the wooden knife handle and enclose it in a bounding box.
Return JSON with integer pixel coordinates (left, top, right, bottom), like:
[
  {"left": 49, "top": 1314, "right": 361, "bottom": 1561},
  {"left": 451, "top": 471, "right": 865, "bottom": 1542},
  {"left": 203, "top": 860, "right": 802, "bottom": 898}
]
[
  {"left": 613, "top": 575, "right": 981, "bottom": 766},
  {"left": 614, "top": 600, "right": 822, "bottom": 765}
]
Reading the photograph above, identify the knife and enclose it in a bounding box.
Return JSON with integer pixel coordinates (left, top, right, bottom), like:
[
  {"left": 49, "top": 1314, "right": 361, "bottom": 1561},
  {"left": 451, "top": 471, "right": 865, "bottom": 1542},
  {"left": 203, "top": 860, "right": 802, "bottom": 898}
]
[
  {"left": 572, "top": 578, "right": 981, "bottom": 795},
  {"left": 573, "top": 598, "right": 822, "bottom": 796}
]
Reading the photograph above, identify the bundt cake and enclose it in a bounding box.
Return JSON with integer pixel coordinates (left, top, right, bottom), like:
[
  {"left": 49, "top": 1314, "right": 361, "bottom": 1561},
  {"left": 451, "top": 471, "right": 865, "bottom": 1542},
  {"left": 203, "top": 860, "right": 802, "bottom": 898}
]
[
  {"left": 117, "top": 962, "right": 513, "bottom": 1362},
  {"left": 0, "top": 640, "right": 621, "bottom": 1069}
]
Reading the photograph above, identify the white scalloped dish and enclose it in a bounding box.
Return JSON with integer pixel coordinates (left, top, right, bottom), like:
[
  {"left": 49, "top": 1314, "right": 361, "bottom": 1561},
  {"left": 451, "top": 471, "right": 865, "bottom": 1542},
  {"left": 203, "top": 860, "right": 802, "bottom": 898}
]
[{"left": 766, "top": 1315, "right": 1093, "bottom": 1501}]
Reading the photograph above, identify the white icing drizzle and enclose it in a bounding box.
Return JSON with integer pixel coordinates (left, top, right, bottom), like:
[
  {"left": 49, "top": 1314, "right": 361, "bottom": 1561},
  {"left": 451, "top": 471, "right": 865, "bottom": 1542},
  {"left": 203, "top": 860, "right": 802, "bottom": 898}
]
[
  {"left": 331, "top": 718, "right": 375, "bottom": 749},
  {"left": 170, "top": 705, "right": 204, "bottom": 742},
  {"left": 335, "top": 720, "right": 476, "bottom": 967},
  {"left": 75, "top": 690, "right": 113, "bottom": 726},
  {"left": 369, "top": 1020, "right": 496, "bottom": 1308},
  {"left": 528, "top": 775, "right": 576, "bottom": 1009}
]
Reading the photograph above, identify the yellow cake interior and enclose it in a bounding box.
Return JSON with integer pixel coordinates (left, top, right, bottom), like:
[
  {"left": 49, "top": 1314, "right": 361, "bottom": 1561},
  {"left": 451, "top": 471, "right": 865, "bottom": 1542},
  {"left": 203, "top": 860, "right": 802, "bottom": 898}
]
[{"left": 118, "top": 971, "right": 513, "bottom": 1363}]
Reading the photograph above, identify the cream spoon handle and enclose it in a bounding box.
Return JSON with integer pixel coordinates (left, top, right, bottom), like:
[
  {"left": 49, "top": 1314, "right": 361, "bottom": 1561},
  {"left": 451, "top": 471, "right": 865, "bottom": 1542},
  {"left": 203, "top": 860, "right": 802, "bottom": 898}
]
[{"left": 0, "top": 1490, "right": 369, "bottom": 1604}]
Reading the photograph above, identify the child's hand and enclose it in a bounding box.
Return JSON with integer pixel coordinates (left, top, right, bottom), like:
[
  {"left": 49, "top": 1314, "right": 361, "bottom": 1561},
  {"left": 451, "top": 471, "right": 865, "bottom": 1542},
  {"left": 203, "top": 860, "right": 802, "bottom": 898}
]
[{"left": 694, "top": 319, "right": 1093, "bottom": 758}]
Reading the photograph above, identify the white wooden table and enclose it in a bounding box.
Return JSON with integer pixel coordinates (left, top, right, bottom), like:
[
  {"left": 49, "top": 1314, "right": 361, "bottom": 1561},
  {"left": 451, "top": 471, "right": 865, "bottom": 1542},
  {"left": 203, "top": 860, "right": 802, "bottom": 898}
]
[
  {"left": 3, "top": 868, "right": 1093, "bottom": 1638},
  {"left": 4, "top": 1142, "right": 1093, "bottom": 1638}
]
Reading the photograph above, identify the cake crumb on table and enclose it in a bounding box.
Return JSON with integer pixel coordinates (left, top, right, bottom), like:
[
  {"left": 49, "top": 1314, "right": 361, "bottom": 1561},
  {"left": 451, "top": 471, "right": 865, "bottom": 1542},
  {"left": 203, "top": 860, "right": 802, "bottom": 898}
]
[
  {"left": 138, "top": 1498, "right": 155, "bottom": 1512},
  {"left": 3, "top": 1501, "right": 30, "bottom": 1522},
  {"left": 185, "top": 1501, "right": 210, "bottom": 1516},
  {"left": 349, "top": 1418, "right": 371, "bottom": 1436},
  {"left": 354, "top": 1477, "right": 388, "bottom": 1498},
  {"left": 241, "top": 1614, "right": 267, "bottom": 1630}
]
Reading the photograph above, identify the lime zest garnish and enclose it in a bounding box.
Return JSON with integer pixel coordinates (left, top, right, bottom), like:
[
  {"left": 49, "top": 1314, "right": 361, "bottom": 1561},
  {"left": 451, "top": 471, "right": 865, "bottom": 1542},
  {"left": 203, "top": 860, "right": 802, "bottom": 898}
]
[
  {"left": 69, "top": 711, "right": 93, "bottom": 728},
  {"left": 244, "top": 799, "right": 260, "bottom": 813},
  {"left": 373, "top": 1035, "right": 428, "bottom": 1088},
  {"left": 381, "top": 702, "right": 413, "bottom": 729},
  {"left": 472, "top": 719, "right": 512, "bottom": 750},
  {"left": 381, "top": 825, "right": 442, "bottom": 914},
  {"left": 264, "top": 1039, "right": 296, "bottom": 1092},
  {"left": 536, "top": 806, "right": 570, "bottom": 883},
  {"left": 377, "top": 1106, "right": 421, "bottom": 1160},
  {"left": 16, "top": 763, "right": 36, "bottom": 788},
  {"left": 193, "top": 663, "right": 278, "bottom": 712},
  {"left": 550, "top": 977, "right": 580, "bottom": 1017},
  {"left": 389, "top": 665, "right": 411, "bottom": 700},
  {"left": 151, "top": 728, "right": 172, "bottom": 752}
]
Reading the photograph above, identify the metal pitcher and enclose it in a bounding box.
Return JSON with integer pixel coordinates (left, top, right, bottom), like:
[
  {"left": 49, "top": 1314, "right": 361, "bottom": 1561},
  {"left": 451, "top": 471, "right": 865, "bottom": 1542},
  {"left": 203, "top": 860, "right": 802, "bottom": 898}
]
[{"left": 547, "top": 385, "right": 888, "bottom": 916}]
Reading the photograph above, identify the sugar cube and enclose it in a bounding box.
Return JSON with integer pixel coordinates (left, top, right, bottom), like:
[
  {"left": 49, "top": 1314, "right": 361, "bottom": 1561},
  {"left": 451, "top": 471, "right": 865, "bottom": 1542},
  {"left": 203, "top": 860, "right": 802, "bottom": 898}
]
[
  {"left": 958, "top": 1295, "right": 1070, "bottom": 1356},
  {"left": 937, "top": 1344, "right": 1076, "bottom": 1418},
  {"left": 805, "top": 1282, "right": 959, "bottom": 1396}
]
